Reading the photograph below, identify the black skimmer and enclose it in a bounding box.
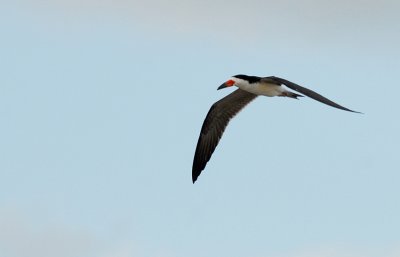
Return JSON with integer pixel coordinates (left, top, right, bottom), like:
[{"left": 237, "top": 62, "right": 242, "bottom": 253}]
[{"left": 192, "top": 75, "right": 360, "bottom": 183}]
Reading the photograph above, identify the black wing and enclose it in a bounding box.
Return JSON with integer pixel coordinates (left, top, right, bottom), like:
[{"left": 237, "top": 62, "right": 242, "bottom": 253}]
[
  {"left": 192, "top": 89, "right": 257, "bottom": 183},
  {"left": 263, "top": 76, "right": 361, "bottom": 113}
]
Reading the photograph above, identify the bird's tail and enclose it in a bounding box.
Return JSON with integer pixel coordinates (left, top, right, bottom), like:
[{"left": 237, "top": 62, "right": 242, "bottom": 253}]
[{"left": 279, "top": 91, "right": 304, "bottom": 99}]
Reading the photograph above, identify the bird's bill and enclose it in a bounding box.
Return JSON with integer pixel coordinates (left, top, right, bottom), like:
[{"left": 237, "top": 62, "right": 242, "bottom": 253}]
[{"left": 217, "top": 79, "right": 235, "bottom": 90}]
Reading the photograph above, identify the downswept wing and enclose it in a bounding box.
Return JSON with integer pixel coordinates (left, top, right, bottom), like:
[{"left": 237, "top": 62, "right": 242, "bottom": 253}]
[
  {"left": 192, "top": 89, "right": 258, "bottom": 183},
  {"left": 262, "top": 76, "right": 361, "bottom": 113}
]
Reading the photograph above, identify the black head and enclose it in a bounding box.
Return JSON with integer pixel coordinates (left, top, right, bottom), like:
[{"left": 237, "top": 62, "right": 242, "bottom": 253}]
[{"left": 233, "top": 74, "right": 261, "bottom": 84}]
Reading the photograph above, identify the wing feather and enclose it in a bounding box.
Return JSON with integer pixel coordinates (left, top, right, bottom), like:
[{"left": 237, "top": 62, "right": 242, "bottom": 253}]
[
  {"left": 263, "top": 76, "right": 361, "bottom": 113},
  {"left": 192, "top": 89, "right": 257, "bottom": 183}
]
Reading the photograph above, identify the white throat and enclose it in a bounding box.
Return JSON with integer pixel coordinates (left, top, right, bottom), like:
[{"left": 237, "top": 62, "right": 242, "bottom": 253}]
[{"left": 232, "top": 77, "right": 253, "bottom": 91}]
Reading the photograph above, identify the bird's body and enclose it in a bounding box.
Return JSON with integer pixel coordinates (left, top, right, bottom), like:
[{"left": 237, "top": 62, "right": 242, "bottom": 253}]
[
  {"left": 192, "top": 74, "right": 360, "bottom": 183},
  {"left": 232, "top": 75, "right": 286, "bottom": 97}
]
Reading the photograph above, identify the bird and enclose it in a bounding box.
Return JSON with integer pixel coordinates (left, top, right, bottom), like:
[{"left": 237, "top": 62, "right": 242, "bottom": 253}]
[{"left": 192, "top": 74, "right": 360, "bottom": 183}]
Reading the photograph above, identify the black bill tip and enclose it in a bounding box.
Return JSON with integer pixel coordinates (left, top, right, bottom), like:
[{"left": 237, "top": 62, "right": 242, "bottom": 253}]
[{"left": 217, "top": 83, "right": 228, "bottom": 90}]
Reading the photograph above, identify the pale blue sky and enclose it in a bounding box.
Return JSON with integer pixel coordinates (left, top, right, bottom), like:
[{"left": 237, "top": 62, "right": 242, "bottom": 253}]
[{"left": 1, "top": 1, "right": 400, "bottom": 257}]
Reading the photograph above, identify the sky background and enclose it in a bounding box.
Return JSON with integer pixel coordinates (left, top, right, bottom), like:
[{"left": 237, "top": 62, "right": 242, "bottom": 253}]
[{"left": 1, "top": 0, "right": 400, "bottom": 257}]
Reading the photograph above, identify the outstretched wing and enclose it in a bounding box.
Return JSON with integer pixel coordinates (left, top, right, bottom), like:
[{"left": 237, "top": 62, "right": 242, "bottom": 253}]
[
  {"left": 192, "top": 89, "right": 258, "bottom": 183},
  {"left": 263, "top": 76, "right": 361, "bottom": 113}
]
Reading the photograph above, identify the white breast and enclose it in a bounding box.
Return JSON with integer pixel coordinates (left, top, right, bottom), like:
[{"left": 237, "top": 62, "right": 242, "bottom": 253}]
[{"left": 236, "top": 81, "right": 284, "bottom": 97}]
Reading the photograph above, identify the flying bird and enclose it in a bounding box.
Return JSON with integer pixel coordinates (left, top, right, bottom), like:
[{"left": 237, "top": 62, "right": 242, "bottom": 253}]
[{"left": 192, "top": 75, "right": 360, "bottom": 183}]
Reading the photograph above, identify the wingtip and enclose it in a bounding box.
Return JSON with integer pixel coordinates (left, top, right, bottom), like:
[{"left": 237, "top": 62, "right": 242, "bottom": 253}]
[
  {"left": 348, "top": 109, "right": 363, "bottom": 114},
  {"left": 192, "top": 173, "right": 198, "bottom": 184},
  {"left": 192, "top": 166, "right": 202, "bottom": 184}
]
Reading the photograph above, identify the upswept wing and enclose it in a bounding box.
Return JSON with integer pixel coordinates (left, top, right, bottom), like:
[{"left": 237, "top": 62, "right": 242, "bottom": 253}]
[{"left": 262, "top": 76, "right": 361, "bottom": 113}]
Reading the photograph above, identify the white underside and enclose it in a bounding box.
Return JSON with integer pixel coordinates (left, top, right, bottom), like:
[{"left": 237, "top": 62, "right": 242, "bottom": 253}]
[{"left": 236, "top": 81, "right": 286, "bottom": 97}]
